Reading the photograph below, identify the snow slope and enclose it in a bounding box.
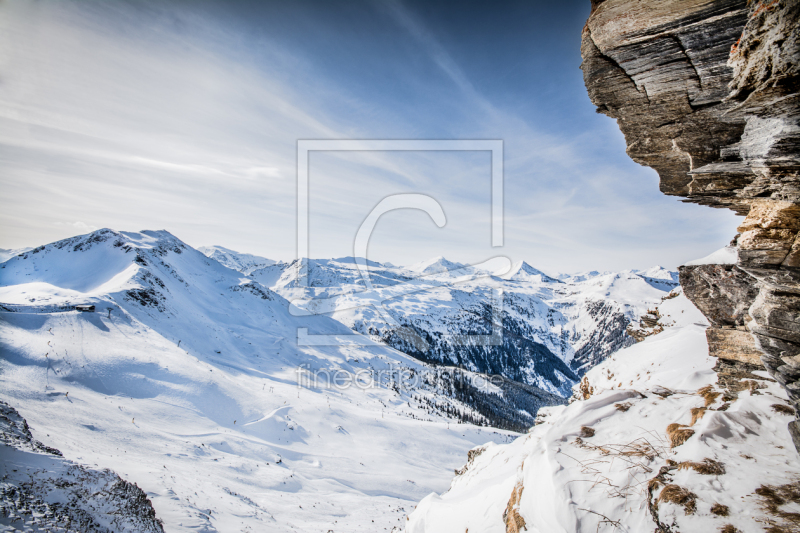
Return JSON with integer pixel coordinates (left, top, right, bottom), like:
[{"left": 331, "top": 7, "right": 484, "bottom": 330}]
[
  {"left": 684, "top": 246, "right": 739, "bottom": 266},
  {"left": 0, "top": 229, "right": 526, "bottom": 532},
  {"left": 406, "top": 293, "right": 799, "bottom": 533}
]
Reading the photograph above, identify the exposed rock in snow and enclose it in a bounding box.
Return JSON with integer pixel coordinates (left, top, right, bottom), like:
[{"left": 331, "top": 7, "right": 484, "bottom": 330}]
[
  {"left": 625, "top": 288, "right": 695, "bottom": 343},
  {"left": 0, "top": 401, "right": 164, "bottom": 533}
]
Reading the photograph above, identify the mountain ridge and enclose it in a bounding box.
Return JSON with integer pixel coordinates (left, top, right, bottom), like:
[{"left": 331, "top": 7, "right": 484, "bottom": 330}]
[{"left": 197, "top": 245, "right": 276, "bottom": 275}]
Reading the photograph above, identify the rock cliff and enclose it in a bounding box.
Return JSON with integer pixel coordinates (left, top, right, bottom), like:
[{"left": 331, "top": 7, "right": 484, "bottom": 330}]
[
  {"left": 0, "top": 401, "right": 164, "bottom": 532},
  {"left": 581, "top": 0, "right": 800, "bottom": 447}
]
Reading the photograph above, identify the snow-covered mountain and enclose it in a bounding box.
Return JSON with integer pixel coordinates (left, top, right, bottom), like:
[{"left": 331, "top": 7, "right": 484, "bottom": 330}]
[
  {"left": 248, "top": 256, "right": 679, "bottom": 397},
  {"left": 634, "top": 265, "right": 681, "bottom": 292},
  {"left": 406, "top": 256, "right": 466, "bottom": 276},
  {"left": 0, "top": 247, "right": 32, "bottom": 264},
  {"left": 555, "top": 270, "right": 609, "bottom": 283},
  {"left": 0, "top": 229, "right": 566, "bottom": 531},
  {"left": 500, "top": 261, "right": 561, "bottom": 283},
  {"left": 635, "top": 265, "right": 680, "bottom": 282},
  {"left": 197, "top": 245, "right": 276, "bottom": 275},
  {"left": 249, "top": 256, "right": 407, "bottom": 294}
]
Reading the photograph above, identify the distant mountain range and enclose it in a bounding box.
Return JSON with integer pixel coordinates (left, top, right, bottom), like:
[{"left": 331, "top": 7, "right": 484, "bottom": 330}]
[
  {"left": 221, "top": 248, "right": 679, "bottom": 393},
  {"left": 0, "top": 230, "right": 568, "bottom": 433},
  {"left": 0, "top": 230, "right": 679, "bottom": 430},
  {"left": 0, "top": 228, "right": 681, "bottom": 531}
]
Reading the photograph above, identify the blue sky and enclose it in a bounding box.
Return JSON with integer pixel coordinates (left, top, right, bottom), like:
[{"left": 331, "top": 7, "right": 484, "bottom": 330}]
[{"left": 0, "top": 0, "right": 741, "bottom": 272}]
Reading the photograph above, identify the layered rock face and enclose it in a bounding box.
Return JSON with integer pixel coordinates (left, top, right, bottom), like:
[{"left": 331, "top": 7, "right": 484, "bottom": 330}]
[
  {"left": 582, "top": 0, "right": 800, "bottom": 445},
  {"left": 678, "top": 261, "right": 763, "bottom": 364}
]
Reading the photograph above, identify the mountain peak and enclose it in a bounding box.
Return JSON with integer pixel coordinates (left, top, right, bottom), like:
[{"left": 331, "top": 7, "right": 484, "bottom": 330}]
[
  {"left": 407, "top": 256, "right": 464, "bottom": 275},
  {"left": 635, "top": 266, "right": 679, "bottom": 283},
  {"left": 504, "top": 261, "right": 561, "bottom": 283},
  {"left": 0, "top": 228, "right": 193, "bottom": 295}
]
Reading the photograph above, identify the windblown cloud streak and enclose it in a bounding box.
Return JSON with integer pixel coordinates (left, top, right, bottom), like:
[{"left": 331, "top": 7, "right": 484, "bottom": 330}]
[{"left": 0, "top": 0, "right": 741, "bottom": 272}]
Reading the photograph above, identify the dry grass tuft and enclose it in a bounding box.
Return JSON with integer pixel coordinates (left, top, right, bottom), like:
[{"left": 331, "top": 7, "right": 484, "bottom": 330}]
[
  {"left": 711, "top": 503, "right": 730, "bottom": 516},
  {"left": 690, "top": 407, "right": 707, "bottom": 426},
  {"left": 652, "top": 386, "right": 674, "bottom": 398},
  {"left": 615, "top": 402, "right": 632, "bottom": 412},
  {"left": 722, "top": 390, "right": 738, "bottom": 402},
  {"left": 719, "top": 525, "right": 739, "bottom": 533},
  {"left": 575, "top": 436, "right": 661, "bottom": 462},
  {"left": 698, "top": 385, "right": 721, "bottom": 407},
  {"left": 763, "top": 526, "right": 795, "bottom": 533},
  {"left": 756, "top": 483, "right": 800, "bottom": 507},
  {"left": 503, "top": 481, "right": 526, "bottom": 533},
  {"left": 578, "top": 376, "right": 594, "bottom": 400},
  {"left": 657, "top": 484, "right": 697, "bottom": 515},
  {"left": 574, "top": 436, "right": 667, "bottom": 505},
  {"left": 678, "top": 458, "right": 726, "bottom": 476},
  {"left": 755, "top": 482, "right": 800, "bottom": 529},
  {"left": 742, "top": 379, "right": 766, "bottom": 392},
  {"left": 666, "top": 423, "right": 695, "bottom": 448},
  {"left": 580, "top": 426, "right": 595, "bottom": 438},
  {"left": 773, "top": 403, "right": 797, "bottom": 415}
]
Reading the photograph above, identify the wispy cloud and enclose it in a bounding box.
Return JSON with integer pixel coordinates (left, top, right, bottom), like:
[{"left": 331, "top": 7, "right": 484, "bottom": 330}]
[
  {"left": 54, "top": 221, "right": 99, "bottom": 233},
  {"left": 0, "top": 0, "right": 742, "bottom": 272}
]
